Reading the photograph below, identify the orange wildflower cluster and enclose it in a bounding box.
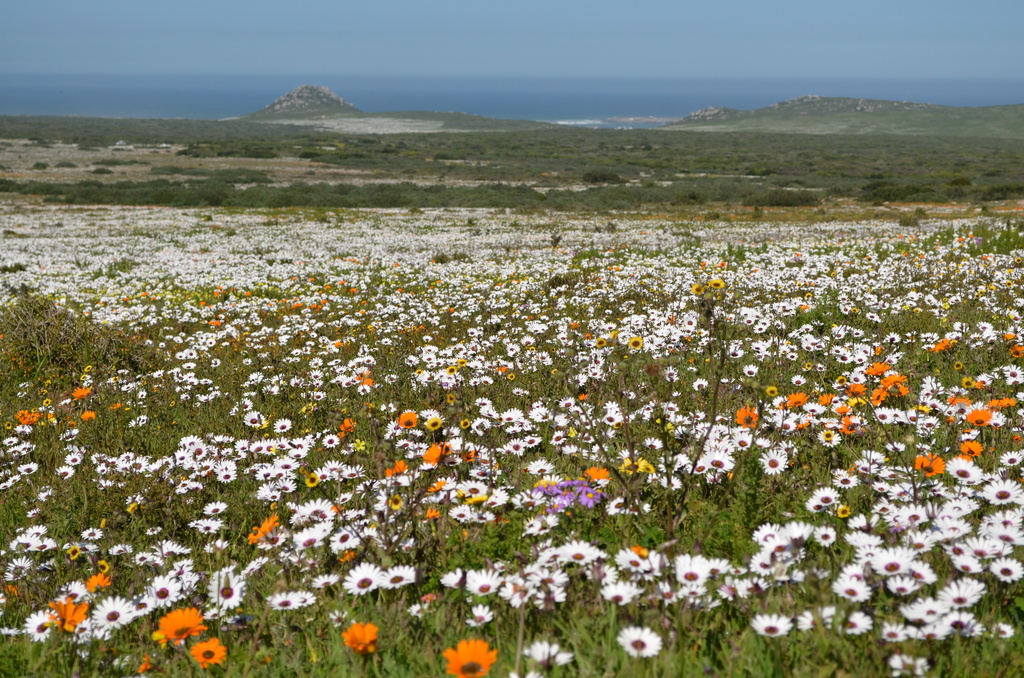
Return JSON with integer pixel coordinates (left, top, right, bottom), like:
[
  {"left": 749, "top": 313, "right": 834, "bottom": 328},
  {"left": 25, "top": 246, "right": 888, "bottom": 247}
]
[
  {"left": 871, "top": 373, "right": 909, "bottom": 405},
  {"left": 16, "top": 410, "right": 42, "bottom": 426},
  {"left": 927, "top": 338, "right": 956, "bottom": 352},
  {"left": 989, "top": 397, "right": 1017, "bottom": 410}
]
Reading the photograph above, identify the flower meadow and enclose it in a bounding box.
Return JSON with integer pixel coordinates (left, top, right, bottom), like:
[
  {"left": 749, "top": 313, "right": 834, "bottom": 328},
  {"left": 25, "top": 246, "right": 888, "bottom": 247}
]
[{"left": 1, "top": 203, "right": 1024, "bottom": 676}]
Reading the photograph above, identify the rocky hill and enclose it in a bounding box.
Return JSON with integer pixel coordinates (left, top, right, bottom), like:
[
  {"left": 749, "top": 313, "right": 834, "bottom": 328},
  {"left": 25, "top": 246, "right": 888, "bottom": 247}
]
[
  {"left": 245, "top": 85, "right": 360, "bottom": 119},
  {"left": 684, "top": 96, "right": 941, "bottom": 123},
  {"left": 239, "top": 84, "right": 557, "bottom": 133},
  {"left": 664, "top": 96, "right": 1024, "bottom": 138}
]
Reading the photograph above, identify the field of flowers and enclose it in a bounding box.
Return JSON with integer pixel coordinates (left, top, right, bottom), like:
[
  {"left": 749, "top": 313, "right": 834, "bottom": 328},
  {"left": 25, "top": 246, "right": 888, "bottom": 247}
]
[{"left": 1, "top": 203, "right": 1024, "bottom": 677}]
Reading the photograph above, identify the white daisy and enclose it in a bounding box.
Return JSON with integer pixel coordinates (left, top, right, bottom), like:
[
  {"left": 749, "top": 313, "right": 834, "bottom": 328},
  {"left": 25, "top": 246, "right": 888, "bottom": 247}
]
[{"left": 617, "top": 625, "right": 663, "bottom": 657}]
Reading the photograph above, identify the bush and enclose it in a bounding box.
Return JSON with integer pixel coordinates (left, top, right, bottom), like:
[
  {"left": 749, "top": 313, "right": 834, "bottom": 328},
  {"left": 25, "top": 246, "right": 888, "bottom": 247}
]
[
  {"left": 0, "top": 296, "right": 162, "bottom": 378},
  {"left": 581, "top": 171, "right": 624, "bottom": 184}
]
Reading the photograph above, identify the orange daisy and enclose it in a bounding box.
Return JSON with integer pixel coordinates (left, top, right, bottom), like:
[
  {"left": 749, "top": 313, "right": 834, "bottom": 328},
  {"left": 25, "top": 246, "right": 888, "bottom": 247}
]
[
  {"left": 423, "top": 442, "right": 450, "bottom": 465},
  {"left": 965, "top": 409, "right": 993, "bottom": 427},
  {"left": 959, "top": 440, "right": 984, "bottom": 458},
  {"left": 784, "top": 392, "right": 808, "bottom": 409},
  {"left": 444, "top": 639, "right": 497, "bottom": 678},
  {"left": 49, "top": 596, "right": 89, "bottom": 632},
  {"left": 191, "top": 637, "right": 227, "bottom": 668},
  {"left": 864, "top": 362, "right": 892, "bottom": 377},
  {"left": 914, "top": 454, "right": 946, "bottom": 477},
  {"left": 735, "top": 405, "right": 758, "bottom": 428},
  {"left": 156, "top": 607, "right": 207, "bottom": 646},
  {"left": 247, "top": 515, "right": 280, "bottom": 545},
  {"left": 342, "top": 622, "right": 379, "bottom": 655},
  {"left": 397, "top": 411, "right": 418, "bottom": 429},
  {"left": 85, "top": 572, "right": 112, "bottom": 593}
]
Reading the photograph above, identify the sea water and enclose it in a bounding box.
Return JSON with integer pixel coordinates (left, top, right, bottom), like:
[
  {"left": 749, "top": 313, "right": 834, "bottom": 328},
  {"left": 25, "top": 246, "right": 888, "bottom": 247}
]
[{"left": 1, "top": 74, "right": 1023, "bottom": 129}]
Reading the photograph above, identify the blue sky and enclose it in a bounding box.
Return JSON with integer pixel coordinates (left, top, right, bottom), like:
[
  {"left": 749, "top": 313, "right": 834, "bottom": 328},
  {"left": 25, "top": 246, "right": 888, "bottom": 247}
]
[{"left": 3, "top": 0, "right": 1022, "bottom": 79}]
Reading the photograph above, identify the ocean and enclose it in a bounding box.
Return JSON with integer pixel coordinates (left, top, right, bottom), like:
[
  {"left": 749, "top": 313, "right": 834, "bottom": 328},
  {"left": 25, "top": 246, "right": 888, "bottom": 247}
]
[{"left": 2, "top": 74, "right": 1023, "bottom": 129}]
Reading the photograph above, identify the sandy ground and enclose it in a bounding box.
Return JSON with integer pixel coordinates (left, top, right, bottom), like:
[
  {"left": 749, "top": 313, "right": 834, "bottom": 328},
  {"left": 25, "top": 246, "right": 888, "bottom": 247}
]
[{"left": 257, "top": 117, "right": 451, "bottom": 134}]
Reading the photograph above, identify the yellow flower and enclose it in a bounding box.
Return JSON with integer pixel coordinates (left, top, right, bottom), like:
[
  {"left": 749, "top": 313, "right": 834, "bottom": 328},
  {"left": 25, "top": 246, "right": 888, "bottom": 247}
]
[
  {"left": 619, "top": 458, "right": 655, "bottom": 474},
  {"left": 627, "top": 336, "right": 643, "bottom": 350},
  {"left": 708, "top": 278, "right": 726, "bottom": 290}
]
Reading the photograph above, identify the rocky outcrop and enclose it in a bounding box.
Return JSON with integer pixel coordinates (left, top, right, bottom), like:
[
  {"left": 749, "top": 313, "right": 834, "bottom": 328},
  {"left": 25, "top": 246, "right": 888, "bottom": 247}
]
[{"left": 248, "top": 85, "right": 360, "bottom": 118}]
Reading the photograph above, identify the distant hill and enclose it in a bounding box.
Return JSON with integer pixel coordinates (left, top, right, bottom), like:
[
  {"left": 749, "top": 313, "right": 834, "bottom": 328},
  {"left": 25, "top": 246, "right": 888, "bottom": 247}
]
[
  {"left": 664, "top": 95, "right": 1024, "bottom": 139},
  {"left": 240, "top": 84, "right": 557, "bottom": 133},
  {"left": 244, "top": 85, "right": 361, "bottom": 120}
]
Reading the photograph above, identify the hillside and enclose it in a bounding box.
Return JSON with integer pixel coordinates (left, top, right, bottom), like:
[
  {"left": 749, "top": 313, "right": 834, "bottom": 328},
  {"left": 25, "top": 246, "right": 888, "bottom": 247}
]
[{"left": 664, "top": 95, "right": 1024, "bottom": 138}]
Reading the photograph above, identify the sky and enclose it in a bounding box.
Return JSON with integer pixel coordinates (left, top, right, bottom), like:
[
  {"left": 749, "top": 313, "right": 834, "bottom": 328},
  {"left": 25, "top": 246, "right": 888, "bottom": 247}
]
[{"left": 2, "top": 0, "right": 1022, "bottom": 80}]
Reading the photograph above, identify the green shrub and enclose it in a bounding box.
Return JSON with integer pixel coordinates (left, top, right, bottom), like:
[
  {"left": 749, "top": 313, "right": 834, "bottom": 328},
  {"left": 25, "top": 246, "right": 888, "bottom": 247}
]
[
  {"left": 0, "top": 296, "right": 162, "bottom": 378},
  {"left": 581, "top": 170, "right": 624, "bottom": 184}
]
